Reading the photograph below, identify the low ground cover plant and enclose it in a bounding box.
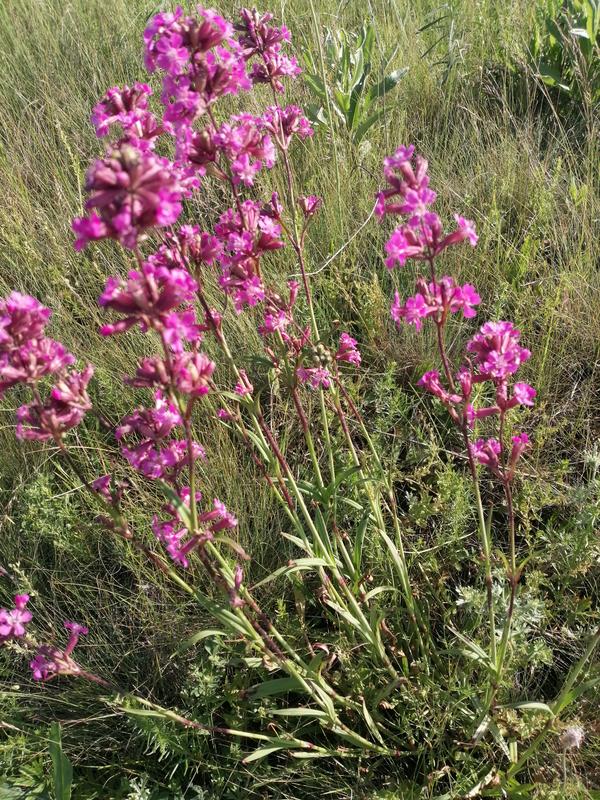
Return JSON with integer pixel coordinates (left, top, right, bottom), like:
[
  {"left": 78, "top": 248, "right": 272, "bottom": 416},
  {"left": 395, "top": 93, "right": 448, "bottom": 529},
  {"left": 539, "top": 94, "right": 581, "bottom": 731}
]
[{"left": 0, "top": 4, "right": 598, "bottom": 798}]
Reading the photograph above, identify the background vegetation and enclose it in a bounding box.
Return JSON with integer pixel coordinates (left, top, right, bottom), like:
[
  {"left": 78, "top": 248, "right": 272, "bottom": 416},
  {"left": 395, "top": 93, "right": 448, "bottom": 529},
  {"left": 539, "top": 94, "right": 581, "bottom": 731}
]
[{"left": 0, "top": 0, "right": 599, "bottom": 797}]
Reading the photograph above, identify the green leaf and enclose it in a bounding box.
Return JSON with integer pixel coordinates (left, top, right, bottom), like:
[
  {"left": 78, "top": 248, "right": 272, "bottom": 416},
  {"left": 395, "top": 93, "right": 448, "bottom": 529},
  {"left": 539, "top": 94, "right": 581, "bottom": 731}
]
[
  {"left": 289, "top": 751, "right": 331, "bottom": 759},
  {"left": 449, "top": 627, "right": 495, "bottom": 672},
  {"left": 352, "top": 108, "right": 386, "bottom": 144},
  {"left": 303, "top": 73, "right": 327, "bottom": 101},
  {"left": 417, "top": 13, "right": 449, "bottom": 34},
  {"left": 173, "top": 628, "right": 228, "bottom": 656},
  {"left": 539, "top": 62, "right": 572, "bottom": 91},
  {"left": 500, "top": 701, "right": 554, "bottom": 715},
  {"left": 352, "top": 510, "right": 369, "bottom": 577},
  {"left": 361, "top": 697, "right": 385, "bottom": 745},
  {"left": 245, "top": 429, "right": 272, "bottom": 462},
  {"left": 122, "top": 707, "right": 166, "bottom": 719},
  {"left": 251, "top": 557, "right": 330, "bottom": 589},
  {"left": 366, "top": 68, "right": 408, "bottom": 104},
  {"left": 242, "top": 746, "right": 285, "bottom": 763},
  {"left": 364, "top": 585, "right": 398, "bottom": 601},
  {"left": 333, "top": 87, "right": 351, "bottom": 117},
  {"left": 48, "top": 723, "right": 72, "bottom": 800},
  {"left": 554, "top": 677, "right": 600, "bottom": 714},
  {"left": 252, "top": 677, "right": 302, "bottom": 699},
  {"left": 324, "top": 599, "right": 372, "bottom": 639},
  {"left": 269, "top": 708, "right": 329, "bottom": 718}
]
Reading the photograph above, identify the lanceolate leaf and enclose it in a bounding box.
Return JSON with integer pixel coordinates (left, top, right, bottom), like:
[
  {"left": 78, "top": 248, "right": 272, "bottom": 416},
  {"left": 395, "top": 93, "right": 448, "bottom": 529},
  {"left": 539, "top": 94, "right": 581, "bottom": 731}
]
[
  {"left": 252, "top": 677, "right": 302, "bottom": 699},
  {"left": 48, "top": 723, "right": 72, "bottom": 800}
]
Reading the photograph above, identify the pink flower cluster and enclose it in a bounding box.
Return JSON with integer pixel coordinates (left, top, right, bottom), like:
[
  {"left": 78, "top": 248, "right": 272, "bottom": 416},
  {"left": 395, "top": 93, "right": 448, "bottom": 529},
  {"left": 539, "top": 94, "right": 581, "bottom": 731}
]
[
  {"left": 214, "top": 114, "right": 276, "bottom": 185},
  {"left": 0, "top": 292, "right": 93, "bottom": 442},
  {"left": 0, "top": 594, "right": 32, "bottom": 642},
  {"left": 391, "top": 277, "right": 480, "bottom": 331},
  {"left": 0, "top": 590, "right": 93, "bottom": 684},
  {"left": 99, "top": 261, "right": 199, "bottom": 344},
  {"left": 116, "top": 392, "right": 205, "bottom": 481},
  {"left": 91, "top": 82, "right": 161, "bottom": 147},
  {"left": 258, "top": 278, "right": 299, "bottom": 336},
  {"left": 470, "top": 433, "right": 530, "bottom": 480},
  {"left": 377, "top": 145, "right": 477, "bottom": 270},
  {"left": 236, "top": 7, "right": 301, "bottom": 92},
  {"left": 30, "top": 621, "right": 89, "bottom": 682},
  {"left": 152, "top": 487, "right": 237, "bottom": 567},
  {"left": 214, "top": 200, "right": 284, "bottom": 312},
  {"left": 73, "top": 144, "right": 188, "bottom": 251},
  {"left": 416, "top": 318, "right": 536, "bottom": 474},
  {"left": 378, "top": 146, "right": 534, "bottom": 480}
]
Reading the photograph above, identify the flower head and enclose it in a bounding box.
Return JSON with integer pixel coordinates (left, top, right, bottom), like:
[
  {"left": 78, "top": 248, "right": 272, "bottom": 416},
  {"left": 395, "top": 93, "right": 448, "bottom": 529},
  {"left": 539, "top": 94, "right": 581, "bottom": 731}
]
[
  {"left": 0, "top": 292, "right": 51, "bottom": 350},
  {"left": 467, "top": 321, "right": 531, "bottom": 381},
  {"left": 16, "top": 366, "right": 94, "bottom": 442},
  {"left": 560, "top": 726, "right": 585, "bottom": 751},
  {"left": 73, "top": 143, "right": 186, "bottom": 250},
  {"left": 0, "top": 594, "right": 32, "bottom": 641},
  {"left": 336, "top": 333, "right": 361, "bottom": 367}
]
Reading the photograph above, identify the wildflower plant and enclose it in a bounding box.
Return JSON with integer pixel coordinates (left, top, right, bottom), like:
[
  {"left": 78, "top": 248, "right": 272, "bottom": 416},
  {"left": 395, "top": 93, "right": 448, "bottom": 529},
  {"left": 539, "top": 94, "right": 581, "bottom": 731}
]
[{"left": 2, "top": 5, "right": 599, "bottom": 794}]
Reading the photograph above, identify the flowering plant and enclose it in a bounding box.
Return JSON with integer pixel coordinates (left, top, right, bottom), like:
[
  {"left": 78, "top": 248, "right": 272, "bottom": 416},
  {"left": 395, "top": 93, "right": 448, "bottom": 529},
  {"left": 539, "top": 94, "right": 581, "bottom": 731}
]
[{"left": 2, "top": 5, "right": 598, "bottom": 793}]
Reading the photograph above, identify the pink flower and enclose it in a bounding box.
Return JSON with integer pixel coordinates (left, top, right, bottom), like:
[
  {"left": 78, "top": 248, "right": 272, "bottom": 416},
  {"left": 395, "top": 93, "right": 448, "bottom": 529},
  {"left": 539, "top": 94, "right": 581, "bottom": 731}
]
[
  {"left": 259, "top": 309, "right": 290, "bottom": 335},
  {"left": 0, "top": 292, "right": 51, "bottom": 350},
  {"left": 116, "top": 392, "right": 182, "bottom": 441},
  {"left": 98, "top": 262, "right": 197, "bottom": 337},
  {"left": 508, "top": 433, "right": 531, "bottom": 477},
  {"left": 156, "top": 32, "right": 190, "bottom": 75},
  {"left": 0, "top": 339, "right": 75, "bottom": 395},
  {"left": 377, "top": 146, "right": 434, "bottom": 221},
  {"left": 455, "top": 215, "right": 478, "bottom": 246},
  {"left": 512, "top": 382, "right": 536, "bottom": 407},
  {"left": 262, "top": 105, "right": 313, "bottom": 148},
  {"left": 116, "top": 392, "right": 204, "bottom": 481},
  {"left": 335, "top": 333, "right": 361, "bottom": 366},
  {"left": 299, "top": 195, "right": 322, "bottom": 218},
  {"left": 417, "top": 370, "right": 461, "bottom": 406},
  {"left": 214, "top": 114, "right": 276, "bottom": 186},
  {"left": 63, "top": 621, "right": 89, "bottom": 655},
  {"left": 171, "top": 351, "right": 215, "bottom": 396},
  {"left": 0, "top": 594, "right": 32, "bottom": 641},
  {"left": 73, "top": 143, "right": 186, "bottom": 250},
  {"left": 384, "top": 227, "right": 424, "bottom": 268},
  {"left": 126, "top": 356, "right": 172, "bottom": 390},
  {"left": 16, "top": 366, "right": 94, "bottom": 442},
  {"left": 91, "top": 83, "right": 159, "bottom": 144},
  {"left": 176, "top": 227, "right": 222, "bottom": 265},
  {"left": 153, "top": 490, "right": 237, "bottom": 567},
  {"left": 238, "top": 8, "right": 302, "bottom": 92},
  {"left": 297, "top": 366, "right": 332, "bottom": 390},
  {"left": 391, "top": 277, "right": 480, "bottom": 330},
  {"left": 470, "top": 438, "right": 502, "bottom": 475},
  {"left": 391, "top": 290, "right": 428, "bottom": 330},
  {"left": 162, "top": 310, "right": 203, "bottom": 352},
  {"left": 72, "top": 214, "right": 108, "bottom": 251},
  {"left": 215, "top": 201, "right": 283, "bottom": 312},
  {"left": 377, "top": 146, "right": 478, "bottom": 260},
  {"left": 30, "top": 621, "right": 88, "bottom": 682},
  {"left": 467, "top": 321, "right": 531, "bottom": 381},
  {"left": 91, "top": 474, "right": 113, "bottom": 501},
  {"left": 237, "top": 8, "right": 291, "bottom": 57},
  {"left": 234, "top": 369, "right": 254, "bottom": 396}
]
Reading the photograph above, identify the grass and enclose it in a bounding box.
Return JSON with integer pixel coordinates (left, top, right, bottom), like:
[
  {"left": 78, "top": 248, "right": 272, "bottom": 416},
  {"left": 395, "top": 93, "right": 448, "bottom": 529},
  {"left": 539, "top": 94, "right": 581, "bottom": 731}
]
[{"left": 1, "top": 0, "right": 599, "bottom": 797}]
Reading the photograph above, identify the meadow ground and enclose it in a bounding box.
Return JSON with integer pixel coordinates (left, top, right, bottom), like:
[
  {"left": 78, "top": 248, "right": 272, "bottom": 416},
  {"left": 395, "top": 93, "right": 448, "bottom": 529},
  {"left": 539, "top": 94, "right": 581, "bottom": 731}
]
[{"left": 0, "top": 0, "right": 599, "bottom": 797}]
